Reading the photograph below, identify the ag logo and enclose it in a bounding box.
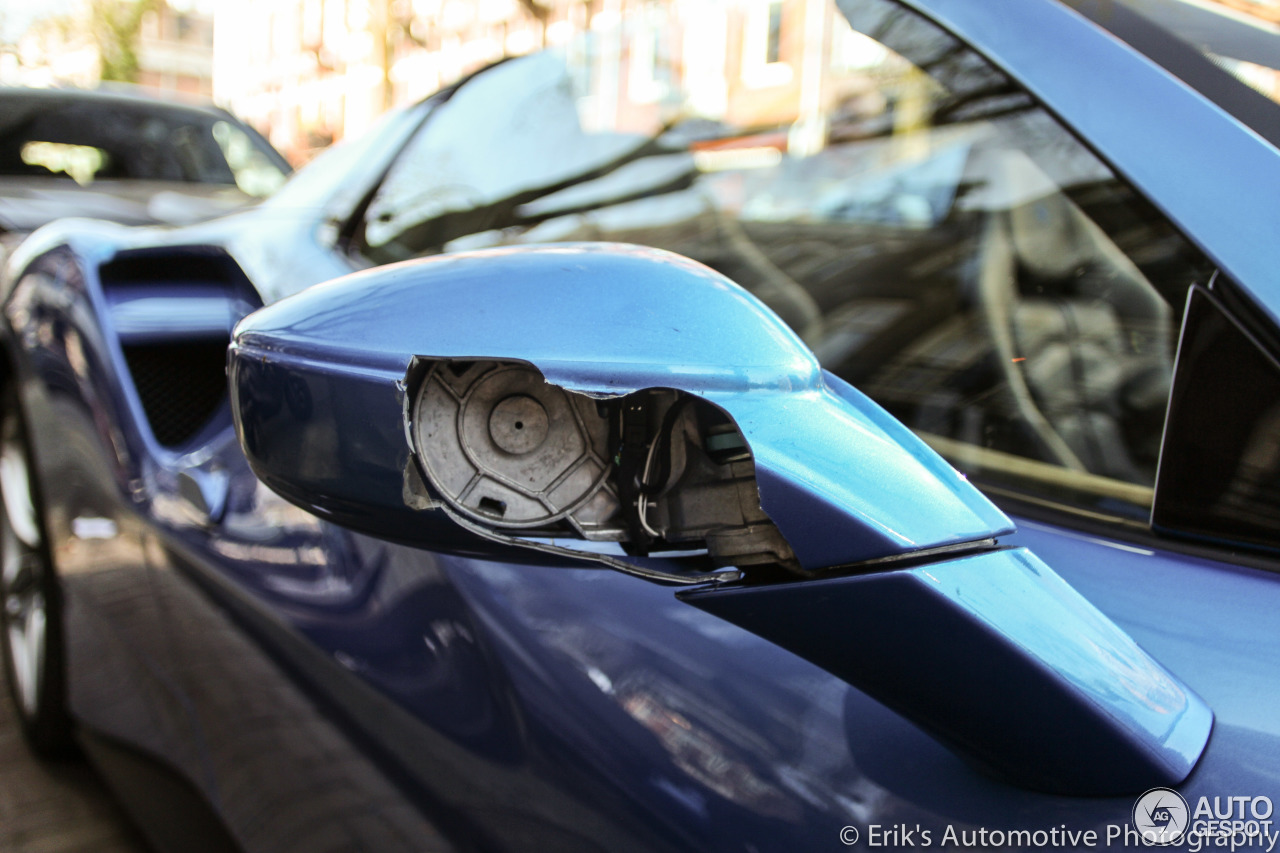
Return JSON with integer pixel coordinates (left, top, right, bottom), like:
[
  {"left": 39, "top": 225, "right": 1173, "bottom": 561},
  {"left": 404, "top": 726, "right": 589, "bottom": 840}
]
[{"left": 1133, "top": 787, "right": 1190, "bottom": 845}]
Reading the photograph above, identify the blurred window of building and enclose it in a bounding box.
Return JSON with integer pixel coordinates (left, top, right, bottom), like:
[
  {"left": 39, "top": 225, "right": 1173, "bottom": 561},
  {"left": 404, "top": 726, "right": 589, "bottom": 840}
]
[
  {"left": 767, "top": 0, "right": 784, "bottom": 63},
  {"left": 743, "top": 0, "right": 793, "bottom": 88}
]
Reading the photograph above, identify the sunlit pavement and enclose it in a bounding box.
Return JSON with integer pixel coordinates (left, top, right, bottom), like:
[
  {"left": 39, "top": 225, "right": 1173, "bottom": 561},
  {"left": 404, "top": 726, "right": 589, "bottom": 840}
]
[{"left": 0, "top": 671, "right": 149, "bottom": 853}]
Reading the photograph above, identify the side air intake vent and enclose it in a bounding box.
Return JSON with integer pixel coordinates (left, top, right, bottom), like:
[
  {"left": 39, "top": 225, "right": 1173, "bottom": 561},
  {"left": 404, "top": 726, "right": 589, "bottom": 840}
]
[
  {"left": 99, "top": 246, "right": 262, "bottom": 450},
  {"left": 122, "top": 339, "right": 231, "bottom": 447}
]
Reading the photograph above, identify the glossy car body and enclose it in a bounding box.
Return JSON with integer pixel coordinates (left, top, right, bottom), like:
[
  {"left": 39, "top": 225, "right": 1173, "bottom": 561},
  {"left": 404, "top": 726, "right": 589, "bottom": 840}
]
[{"left": 2, "top": 1, "right": 1279, "bottom": 851}]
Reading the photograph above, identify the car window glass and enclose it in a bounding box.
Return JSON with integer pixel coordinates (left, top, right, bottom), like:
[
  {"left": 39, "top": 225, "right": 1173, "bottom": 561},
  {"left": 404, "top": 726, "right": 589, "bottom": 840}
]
[
  {"left": 360, "top": 0, "right": 1214, "bottom": 523},
  {"left": 211, "top": 120, "right": 288, "bottom": 197},
  {"left": 0, "top": 98, "right": 288, "bottom": 196},
  {"left": 265, "top": 103, "right": 425, "bottom": 213},
  {"left": 364, "top": 53, "right": 652, "bottom": 250},
  {"left": 1154, "top": 283, "right": 1280, "bottom": 553}
]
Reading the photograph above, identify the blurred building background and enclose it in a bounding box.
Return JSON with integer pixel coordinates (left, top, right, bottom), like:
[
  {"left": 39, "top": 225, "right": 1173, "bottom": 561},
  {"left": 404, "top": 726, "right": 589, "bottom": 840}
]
[
  {"left": 2, "top": 0, "right": 1278, "bottom": 166},
  {"left": 209, "top": 0, "right": 856, "bottom": 163},
  {"left": 1, "top": 1, "right": 214, "bottom": 93}
]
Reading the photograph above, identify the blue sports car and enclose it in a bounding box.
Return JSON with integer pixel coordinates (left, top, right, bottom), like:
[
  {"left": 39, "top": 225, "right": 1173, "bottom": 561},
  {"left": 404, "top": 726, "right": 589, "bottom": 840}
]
[{"left": 2, "top": 0, "right": 1279, "bottom": 850}]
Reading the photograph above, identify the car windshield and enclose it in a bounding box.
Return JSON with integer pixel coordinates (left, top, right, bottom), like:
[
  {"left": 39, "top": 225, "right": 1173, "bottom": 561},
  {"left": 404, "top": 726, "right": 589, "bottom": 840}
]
[{"left": 0, "top": 94, "right": 289, "bottom": 197}]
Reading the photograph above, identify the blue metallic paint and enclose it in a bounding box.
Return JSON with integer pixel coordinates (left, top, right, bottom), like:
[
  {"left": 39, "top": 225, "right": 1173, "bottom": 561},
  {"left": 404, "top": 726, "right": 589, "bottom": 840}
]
[
  {"left": 157, "top": 513, "right": 1269, "bottom": 850},
  {"left": 683, "top": 547, "right": 1212, "bottom": 795}
]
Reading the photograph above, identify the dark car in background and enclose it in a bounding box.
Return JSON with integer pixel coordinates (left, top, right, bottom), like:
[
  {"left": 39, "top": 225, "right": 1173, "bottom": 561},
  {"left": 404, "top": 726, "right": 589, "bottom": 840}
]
[{"left": 0, "top": 86, "right": 289, "bottom": 240}]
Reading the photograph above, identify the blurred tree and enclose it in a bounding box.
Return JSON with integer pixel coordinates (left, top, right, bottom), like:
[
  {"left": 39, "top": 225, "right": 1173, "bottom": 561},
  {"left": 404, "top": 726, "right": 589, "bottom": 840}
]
[
  {"left": 515, "top": 0, "right": 550, "bottom": 38},
  {"left": 90, "top": 0, "right": 162, "bottom": 82}
]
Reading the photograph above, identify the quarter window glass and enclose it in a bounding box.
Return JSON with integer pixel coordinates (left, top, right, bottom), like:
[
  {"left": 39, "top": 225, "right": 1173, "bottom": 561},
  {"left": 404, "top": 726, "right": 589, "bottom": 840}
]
[
  {"left": 360, "top": 0, "right": 1213, "bottom": 522},
  {"left": 1154, "top": 284, "right": 1280, "bottom": 552}
]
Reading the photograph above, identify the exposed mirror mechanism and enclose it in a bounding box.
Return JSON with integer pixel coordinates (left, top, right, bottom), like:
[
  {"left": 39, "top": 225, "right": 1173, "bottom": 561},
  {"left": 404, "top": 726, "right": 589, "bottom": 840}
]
[{"left": 409, "top": 359, "right": 797, "bottom": 573}]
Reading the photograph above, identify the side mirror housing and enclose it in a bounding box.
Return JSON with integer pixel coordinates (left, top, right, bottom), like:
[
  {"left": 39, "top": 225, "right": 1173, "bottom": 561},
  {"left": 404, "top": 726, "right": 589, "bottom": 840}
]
[{"left": 229, "top": 243, "right": 1011, "bottom": 575}]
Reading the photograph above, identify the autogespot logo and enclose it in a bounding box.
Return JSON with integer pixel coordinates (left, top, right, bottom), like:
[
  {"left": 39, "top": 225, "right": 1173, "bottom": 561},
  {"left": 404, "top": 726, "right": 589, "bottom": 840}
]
[{"left": 1134, "top": 788, "right": 1191, "bottom": 845}]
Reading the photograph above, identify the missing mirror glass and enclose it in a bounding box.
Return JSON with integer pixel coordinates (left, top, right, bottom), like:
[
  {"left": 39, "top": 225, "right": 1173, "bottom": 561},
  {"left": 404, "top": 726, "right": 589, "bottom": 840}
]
[{"left": 408, "top": 358, "right": 797, "bottom": 576}]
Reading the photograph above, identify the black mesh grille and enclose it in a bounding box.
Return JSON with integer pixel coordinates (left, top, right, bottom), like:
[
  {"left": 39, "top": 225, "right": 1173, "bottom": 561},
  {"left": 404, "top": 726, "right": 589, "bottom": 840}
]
[{"left": 123, "top": 338, "right": 229, "bottom": 447}]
